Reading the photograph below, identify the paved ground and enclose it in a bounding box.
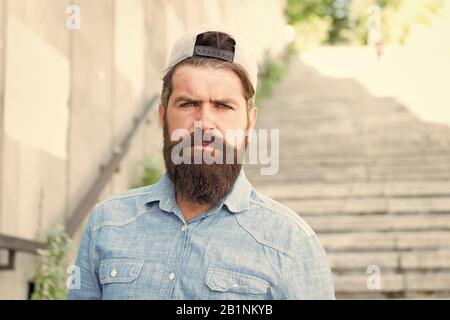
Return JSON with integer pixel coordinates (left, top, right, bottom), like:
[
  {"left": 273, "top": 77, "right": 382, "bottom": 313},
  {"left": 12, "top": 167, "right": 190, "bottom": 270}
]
[{"left": 245, "top": 52, "right": 450, "bottom": 299}]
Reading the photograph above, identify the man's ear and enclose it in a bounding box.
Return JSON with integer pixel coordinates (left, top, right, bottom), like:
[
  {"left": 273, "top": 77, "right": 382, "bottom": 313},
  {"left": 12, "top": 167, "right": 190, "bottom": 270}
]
[
  {"left": 158, "top": 104, "right": 165, "bottom": 128},
  {"left": 247, "top": 106, "right": 257, "bottom": 131}
]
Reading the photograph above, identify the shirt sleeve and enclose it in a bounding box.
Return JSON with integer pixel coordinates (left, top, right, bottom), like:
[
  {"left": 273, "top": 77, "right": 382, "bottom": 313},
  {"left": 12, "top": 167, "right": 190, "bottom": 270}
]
[
  {"left": 67, "top": 210, "right": 102, "bottom": 300},
  {"left": 276, "top": 233, "right": 336, "bottom": 300}
]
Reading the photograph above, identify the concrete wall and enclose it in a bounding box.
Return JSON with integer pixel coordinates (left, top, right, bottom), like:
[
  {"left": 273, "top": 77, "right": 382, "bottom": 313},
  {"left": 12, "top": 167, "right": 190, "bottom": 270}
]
[
  {"left": 0, "top": 0, "right": 287, "bottom": 299},
  {"left": 0, "top": 0, "right": 5, "bottom": 247}
]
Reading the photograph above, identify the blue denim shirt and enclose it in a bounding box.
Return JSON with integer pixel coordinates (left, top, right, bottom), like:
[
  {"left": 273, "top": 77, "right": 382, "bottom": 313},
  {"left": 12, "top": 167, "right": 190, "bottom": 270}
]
[{"left": 67, "top": 170, "right": 335, "bottom": 300}]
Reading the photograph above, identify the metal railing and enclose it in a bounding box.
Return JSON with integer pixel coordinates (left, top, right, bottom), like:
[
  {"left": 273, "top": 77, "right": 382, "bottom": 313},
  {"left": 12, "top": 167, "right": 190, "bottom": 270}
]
[
  {"left": 0, "top": 95, "right": 159, "bottom": 270},
  {"left": 0, "top": 235, "right": 46, "bottom": 270}
]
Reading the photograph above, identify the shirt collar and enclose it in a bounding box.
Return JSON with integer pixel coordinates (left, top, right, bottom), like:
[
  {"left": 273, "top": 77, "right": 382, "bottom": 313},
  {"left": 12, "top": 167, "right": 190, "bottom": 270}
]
[
  {"left": 145, "top": 168, "right": 252, "bottom": 214},
  {"left": 145, "top": 173, "right": 177, "bottom": 213},
  {"left": 222, "top": 169, "right": 252, "bottom": 213}
]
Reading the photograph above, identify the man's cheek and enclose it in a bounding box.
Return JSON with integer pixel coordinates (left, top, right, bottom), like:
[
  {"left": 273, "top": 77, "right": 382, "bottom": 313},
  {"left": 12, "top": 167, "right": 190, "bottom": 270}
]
[{"left": 225, "top": 128, "right": 247, "bottom": 148}]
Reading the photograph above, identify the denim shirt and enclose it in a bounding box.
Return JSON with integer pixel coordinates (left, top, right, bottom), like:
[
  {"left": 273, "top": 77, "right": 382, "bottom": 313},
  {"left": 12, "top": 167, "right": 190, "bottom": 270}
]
[{"left": 67, "top": 170, "right": 335, "bottom": 300}]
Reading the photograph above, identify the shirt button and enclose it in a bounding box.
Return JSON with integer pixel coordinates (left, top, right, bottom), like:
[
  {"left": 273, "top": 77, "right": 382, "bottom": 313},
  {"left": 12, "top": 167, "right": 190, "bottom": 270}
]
[
  {"left": 181, "top": 225, "right": 187, "bottom": 232},
  {"left": 168, "top": 273, "right": 175, "bottom": 280},
  {"left": 110, "top": 269, "right": 118, "bottom": 278}
]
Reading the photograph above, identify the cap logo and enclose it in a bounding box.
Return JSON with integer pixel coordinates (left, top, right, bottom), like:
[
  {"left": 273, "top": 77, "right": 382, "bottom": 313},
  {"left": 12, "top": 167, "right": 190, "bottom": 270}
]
[{"left": 193, "top": 45, "right": 235, "bottom": 62}]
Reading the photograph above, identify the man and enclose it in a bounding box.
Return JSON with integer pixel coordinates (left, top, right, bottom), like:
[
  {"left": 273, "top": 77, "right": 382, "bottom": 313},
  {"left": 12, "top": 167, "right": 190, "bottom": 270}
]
[{"left": 68, "top": 26, "right": 335, "bottom": 300}]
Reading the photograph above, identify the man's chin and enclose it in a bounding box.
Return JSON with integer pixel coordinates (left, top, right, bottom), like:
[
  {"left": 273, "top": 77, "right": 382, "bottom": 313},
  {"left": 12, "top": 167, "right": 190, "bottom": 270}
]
[{"left": 166, "top": 161, "right": 242, "bottom": 205}]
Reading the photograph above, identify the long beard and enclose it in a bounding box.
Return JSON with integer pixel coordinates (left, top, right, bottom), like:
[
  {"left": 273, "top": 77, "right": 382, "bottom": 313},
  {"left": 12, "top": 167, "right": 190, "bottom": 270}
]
[{"left": 162, "top": 121, "right": 243, "bottom": 205}]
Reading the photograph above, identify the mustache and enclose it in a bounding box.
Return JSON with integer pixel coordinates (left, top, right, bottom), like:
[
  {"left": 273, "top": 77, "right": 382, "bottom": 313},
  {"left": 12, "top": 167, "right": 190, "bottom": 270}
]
[
  {"left": 166, "top": 129, "right": 240, "bottom": 161},
  {"left": 164, "top": 125, "right": 250, "bottom": 166},
  {"left": 169, "top": 129, "right": 227, "bottom": 147}
]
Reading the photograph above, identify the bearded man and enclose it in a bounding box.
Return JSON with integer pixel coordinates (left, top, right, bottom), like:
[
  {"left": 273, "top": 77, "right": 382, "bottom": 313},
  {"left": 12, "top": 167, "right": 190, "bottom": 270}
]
[{"left": 68, "top": 26, "right": 335, "bottom": 300}]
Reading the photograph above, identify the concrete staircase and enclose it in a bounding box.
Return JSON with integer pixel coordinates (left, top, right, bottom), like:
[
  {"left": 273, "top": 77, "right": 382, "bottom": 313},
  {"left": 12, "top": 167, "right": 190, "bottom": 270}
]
[{"left": 245, "top": 56, "right": 450, "bottom": 299}]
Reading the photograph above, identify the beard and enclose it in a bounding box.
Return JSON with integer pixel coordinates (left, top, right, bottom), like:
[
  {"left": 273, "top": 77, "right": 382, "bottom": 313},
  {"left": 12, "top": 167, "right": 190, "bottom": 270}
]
[{"left": 163, "top": 120, "right": 245, "bottom": 205}]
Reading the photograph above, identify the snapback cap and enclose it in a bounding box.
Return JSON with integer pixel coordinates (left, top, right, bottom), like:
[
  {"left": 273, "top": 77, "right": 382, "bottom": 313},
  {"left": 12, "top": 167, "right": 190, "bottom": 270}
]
[{"left": 163, "top": 25, "right": 258, "bottom": 91}]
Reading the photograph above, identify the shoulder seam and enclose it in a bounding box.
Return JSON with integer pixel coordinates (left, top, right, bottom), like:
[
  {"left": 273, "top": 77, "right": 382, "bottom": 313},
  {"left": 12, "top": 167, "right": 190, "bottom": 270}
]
[
  {"left": 94, "top": 187, "right": 159, "bottom": 208},
  {"left": 248, "top": 198, "right": 315, "bottom": 237},
  {"left": 234, "top": 214, "right": 296, "bottom": 258},
  {"left": 92, "top": 210, "right": 149, "bottom": 232}
]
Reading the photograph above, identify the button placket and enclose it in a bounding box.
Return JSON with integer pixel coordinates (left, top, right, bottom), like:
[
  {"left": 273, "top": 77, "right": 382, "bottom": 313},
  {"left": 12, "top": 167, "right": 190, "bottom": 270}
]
[{"left": 158, "top": 223, "right": 189, "bottom": 298}]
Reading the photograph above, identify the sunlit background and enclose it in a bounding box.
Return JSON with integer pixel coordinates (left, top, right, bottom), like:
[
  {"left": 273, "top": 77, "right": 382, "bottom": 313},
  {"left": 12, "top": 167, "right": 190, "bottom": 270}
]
[{"left": 0, "top": 0, "right": 449, "bottom": 299}]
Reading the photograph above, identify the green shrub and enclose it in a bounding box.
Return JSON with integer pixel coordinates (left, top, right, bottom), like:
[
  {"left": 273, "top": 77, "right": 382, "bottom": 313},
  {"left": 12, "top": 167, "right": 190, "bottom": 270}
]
[
  {"left": 132, "top": 155, "right": 164, "bottom": 188},
  {"left": 31, "top": 226, "right": 72, "bottom": 300},
  {"left": 381, "top": 0, "right": 445, "bottom": 44},
  {"left": 285, "top": 0, "right": 352, "bottom": 44},
  {"left": 256, "top": 44, "right": 297, "bottom": 105}
]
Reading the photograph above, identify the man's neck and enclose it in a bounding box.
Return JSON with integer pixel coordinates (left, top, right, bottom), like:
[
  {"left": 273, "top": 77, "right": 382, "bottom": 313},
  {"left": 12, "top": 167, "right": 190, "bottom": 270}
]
[{"left": 176, "top": 193, "right": 214, "bottom": 222}]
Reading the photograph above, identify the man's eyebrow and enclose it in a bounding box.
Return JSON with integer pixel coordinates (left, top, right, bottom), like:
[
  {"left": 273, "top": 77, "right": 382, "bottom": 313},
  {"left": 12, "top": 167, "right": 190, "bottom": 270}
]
[
  {"left": 211, "top": 98, "right": 238, "bottom": 106},
  {"left": 173, "top": 96, "right": 201, "bottom": 104},
  {"left": 173, "top": 96, "right": 239, "bottom": 106}
]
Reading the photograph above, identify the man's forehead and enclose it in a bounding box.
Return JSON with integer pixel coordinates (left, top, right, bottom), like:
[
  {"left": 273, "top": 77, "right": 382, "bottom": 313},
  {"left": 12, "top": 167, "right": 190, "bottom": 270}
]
[
  {"left": 170, "top": 66, "right": 245, "bottom": 102},
  {"left": 172, "top": 64, "right": 241, "bottom": 83}
]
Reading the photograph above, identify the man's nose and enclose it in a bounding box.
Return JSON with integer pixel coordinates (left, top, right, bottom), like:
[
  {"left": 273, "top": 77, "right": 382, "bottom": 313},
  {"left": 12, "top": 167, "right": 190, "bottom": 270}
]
[{"left": 195, "top": 104, "right": 216, "bottom": 130}]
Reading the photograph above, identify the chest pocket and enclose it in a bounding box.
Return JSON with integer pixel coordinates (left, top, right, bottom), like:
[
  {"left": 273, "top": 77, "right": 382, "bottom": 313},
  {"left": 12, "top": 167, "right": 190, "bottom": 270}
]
[
  {"left": 203, "top": 268, "right": 269, "bottom": 300},
  {"left": 99, "top": 258, "right": 144, "bottom": 299}
]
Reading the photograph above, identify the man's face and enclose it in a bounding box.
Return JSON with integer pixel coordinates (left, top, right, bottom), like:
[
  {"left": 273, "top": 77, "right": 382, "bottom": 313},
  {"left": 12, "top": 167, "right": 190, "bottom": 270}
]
[
  {"left": 160, "top": 64, "right": 256, "bottom": 147},
  {"left": 159, "top": 64, "right": 257, "bottom": 205}
]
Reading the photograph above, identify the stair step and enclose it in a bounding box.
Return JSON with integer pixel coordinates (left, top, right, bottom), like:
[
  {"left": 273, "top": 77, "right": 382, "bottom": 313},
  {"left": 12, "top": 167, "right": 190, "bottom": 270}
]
[
  {"left": 333, "top": 272, "right": 450, "bottom": 294},
  {"left": 328, "top": 250, "right": 450, "bottom": 270},
  {"left": 254, "top": 181, "right": 450, "bottom": 200},
  {"left": 319, "top": 231, "right": 450, "bottom": 251},
  {"left": 248, "top": 172, "right": 450, "bottom": 183},
  {"left": 334, "top": 273, "right": 403, "bottom": 293},
  {"left": 304, "top": 214, "right": 450, "bottom": 233},
  {"left": 273, "top": 197, "right": 450, "bottom": 216}
]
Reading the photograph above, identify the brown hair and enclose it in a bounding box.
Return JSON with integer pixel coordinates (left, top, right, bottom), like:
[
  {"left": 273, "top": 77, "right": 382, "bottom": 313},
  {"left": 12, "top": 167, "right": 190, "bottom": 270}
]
[{"left": 161, "top": 32, "right": 255, "bottom": 111}]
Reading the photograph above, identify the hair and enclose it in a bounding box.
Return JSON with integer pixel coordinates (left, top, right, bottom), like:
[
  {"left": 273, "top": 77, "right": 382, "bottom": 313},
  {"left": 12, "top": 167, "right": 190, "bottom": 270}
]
[{"left": 161, "top": 31, "right": 255, "bottom": 112}]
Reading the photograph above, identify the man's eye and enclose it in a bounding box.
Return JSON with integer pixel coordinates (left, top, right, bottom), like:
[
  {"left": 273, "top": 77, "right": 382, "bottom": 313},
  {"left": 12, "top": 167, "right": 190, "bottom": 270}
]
[
  {"left": 217, "top": 103, "right": 232, "bottom": 110},
  {"left": 180, "top": 102, "right": 196, "bottom": 107}
]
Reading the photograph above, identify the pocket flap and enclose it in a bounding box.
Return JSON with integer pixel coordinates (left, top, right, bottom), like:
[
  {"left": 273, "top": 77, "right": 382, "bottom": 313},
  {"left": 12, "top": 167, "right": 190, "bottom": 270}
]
[
  {"left": 205, "top": 268, "right": 269, "bottom": 295},
  {"left": 99, "top": 258, "right": 144, "bottom": 284}
]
